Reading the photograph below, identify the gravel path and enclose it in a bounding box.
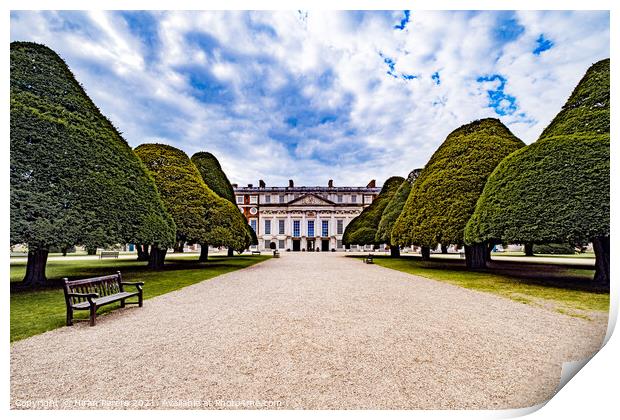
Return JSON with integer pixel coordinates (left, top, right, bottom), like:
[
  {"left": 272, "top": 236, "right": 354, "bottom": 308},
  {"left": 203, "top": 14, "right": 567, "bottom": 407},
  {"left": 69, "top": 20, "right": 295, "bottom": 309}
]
[{"left": 10, "top": 253, "right": 606, "bottom": 409}]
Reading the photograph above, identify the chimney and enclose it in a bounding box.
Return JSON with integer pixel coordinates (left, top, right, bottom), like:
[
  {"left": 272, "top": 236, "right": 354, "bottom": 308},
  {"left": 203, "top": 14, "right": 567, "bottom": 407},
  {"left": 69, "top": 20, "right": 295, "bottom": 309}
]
[
  {"left": 288, "top": 179, "right": 294, "bottom": 188},
  {"left": 366, "top": 179, "right": 376, "bottom": 188},
  {"left": 232, "top": 183, "right": 238, "bottom": 188},
  {"left": 259, "top": 179, "right": 266, "bottom": 188},
  {"left": 328, "top": 179, "right": 334, "bottom": 188},
  {"left": 247, "top": 183, "right": 253, "bottom": 188}
]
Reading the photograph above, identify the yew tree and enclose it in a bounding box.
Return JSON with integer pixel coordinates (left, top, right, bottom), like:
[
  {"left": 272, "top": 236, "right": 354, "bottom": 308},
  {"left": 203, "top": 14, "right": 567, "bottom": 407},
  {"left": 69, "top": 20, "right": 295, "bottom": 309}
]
[
  {"left": 342, "top": 176, "right": 404, "bottom": 254},
  {"left": 10, "top": 42, "right": 175, "bottom": 285},
  {"left": 191, "top": 151, "right": 255, "bottom": 257},
  {"left": 375, "top": 169, "right": 422, "bottom": 256},
  {"left": 465, "top": 59, "right": 610, "bottom": 287},
  {"left": 135, "top": 144, "right": 246, "bottom": 265},
  {"left": 391, "top": 118, "right": 525, "bottom": 267}
]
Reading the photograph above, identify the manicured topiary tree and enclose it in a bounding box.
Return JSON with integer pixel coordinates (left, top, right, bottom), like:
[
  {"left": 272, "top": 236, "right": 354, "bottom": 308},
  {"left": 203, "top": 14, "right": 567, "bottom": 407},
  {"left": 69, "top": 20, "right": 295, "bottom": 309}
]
[
  {"left": 342, "top": 176, "right": 404, "bottom": 252},
  {"left": 135, "top": 144, "right": 246, "bottom": 265},
  {"left": 391, "top": 118, "right": 525, "bottom": 267},
  {"left": 191, "top": 151, "right": 253, "bottom": 256},
  {"left": 375, "top": 169, "right": 422, "bottom": 256},
  {"left": 465, "top": 59, "right": 610, "bottom": 287},
  {"left": 191, "top": 152, "right": 236, "bottom": 203},
  {"left": 10, "top": 42, "right": 176, "bottom": 285}
]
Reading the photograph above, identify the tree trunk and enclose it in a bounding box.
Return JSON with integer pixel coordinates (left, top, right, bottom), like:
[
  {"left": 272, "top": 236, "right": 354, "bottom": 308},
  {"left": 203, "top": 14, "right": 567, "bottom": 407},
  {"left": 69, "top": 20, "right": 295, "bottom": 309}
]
[
  {"left": 486, "top": 243, "right": 494, "bottom": 262},
  {"left": 420, "top": 246, "right": 430, "bottom": 261},
  {"left": 22, "top": 248, "right": 49, "bottom": 287},
  {"left": 147, "top": 245, "right": 167, "bottom": 270},
  {"left": 524, "top": 243, "right": 534, "bottom": 256},
  {"left": 173, "top": 240, "right": 184, "bottom": 253},
  {"left": 86, "top": 246, "right": 97, "bottom": 256},
  {"left": 199, "top": 244, "right": 209, "bottom": 262},
  {"left": 441, "top": 245, "right": 448, "bottom": 254},
  {"left": 465, "top": 243, "right": 487, "bottom": 269},
  {"left": 227, "top": 247, "right": 234, "bottom": 257},
  {"left": 592, "top": 236, "right": 610, "bottom": 290},
  {"left": 390, "top": 245, "right": 400, "bottom": 258},
  {"left": 136, "top": 244, "right": 150, "bottom": 261}
]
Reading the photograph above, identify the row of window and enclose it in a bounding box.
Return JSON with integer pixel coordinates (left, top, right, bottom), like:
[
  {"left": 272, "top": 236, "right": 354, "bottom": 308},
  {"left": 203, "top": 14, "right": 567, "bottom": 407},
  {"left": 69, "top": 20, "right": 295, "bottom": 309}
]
[
  {"left": 255, "top": 219, "right": 345, "bottom": 236},
  {"left": 264, "top": 239, "right": 345, "bottom": 249},
  {"left": 236, "top": 194, "right": 371, "bottom": 205}
]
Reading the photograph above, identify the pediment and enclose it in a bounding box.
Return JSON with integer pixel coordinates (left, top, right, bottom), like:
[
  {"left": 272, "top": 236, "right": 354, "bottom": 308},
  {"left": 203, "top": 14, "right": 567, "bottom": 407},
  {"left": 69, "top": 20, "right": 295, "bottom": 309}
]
[{"left": 288, "top": 193, "right": 334, "bottom": 206}]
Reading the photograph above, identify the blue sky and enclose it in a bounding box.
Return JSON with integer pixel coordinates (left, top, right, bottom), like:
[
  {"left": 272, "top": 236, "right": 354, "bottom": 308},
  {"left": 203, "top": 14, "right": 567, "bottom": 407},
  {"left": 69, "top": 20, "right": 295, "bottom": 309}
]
[{"left": 10, "top": 10, "right": 609, "bottom": 187}]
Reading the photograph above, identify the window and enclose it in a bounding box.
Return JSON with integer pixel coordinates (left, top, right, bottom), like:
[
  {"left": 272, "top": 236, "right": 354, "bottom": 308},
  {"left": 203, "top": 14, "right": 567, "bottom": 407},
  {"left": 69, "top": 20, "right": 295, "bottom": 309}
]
[
  {"left": 364, "top": 195, "right": 373, "bottom": 204},
  {"left": 351, "top": 195, "right": 357, "bottom": 203},
  {"left": 264, "top": 220, "right": 271, "bottom": 235},
  {"left": 236, "top": 195, "right": 244, "bottom": 204},
  {"left": 337, "top": 219, "right": 344, "bottom": 234},
  {"left": 337, "top": 240, "right": 343, "bottom": 249},
  {"left": 322, "top": 220, "right": 329, "bottom": 237},
  {"left": 293, "top": 221, "right": 300, "bottom": 237},
  {"left": 250, "top": 219, "right": 257, "bottom": 233},
  {"left": 279, "top": 194, "right": 285, "bottom": 203},
  {"left": 264, "top": 195, "right": 271, "bottom": 204},
  {"left": 264, "top": 240, "right": 271, "bottom": 249},
  {"left": 337, "top": 194, "right": 343, "bottom": 203},
  {"left": 249, "top": 195, "right": 258, "bottom": 204},
  {"left": 278, "top": 240, "right": 285, "bottom": 249},
  {"left": 278, "top": 219, "right": 285, "bottom": 234},
  {"left": 307, "top": 220, "right": 315, "bottom": 237}
]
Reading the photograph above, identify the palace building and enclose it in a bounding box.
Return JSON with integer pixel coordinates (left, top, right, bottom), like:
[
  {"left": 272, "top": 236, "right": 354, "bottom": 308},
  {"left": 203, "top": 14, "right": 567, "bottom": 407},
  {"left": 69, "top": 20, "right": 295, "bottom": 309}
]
[{"left": 233, "top": 179, "right": 381, "bottom": 252}]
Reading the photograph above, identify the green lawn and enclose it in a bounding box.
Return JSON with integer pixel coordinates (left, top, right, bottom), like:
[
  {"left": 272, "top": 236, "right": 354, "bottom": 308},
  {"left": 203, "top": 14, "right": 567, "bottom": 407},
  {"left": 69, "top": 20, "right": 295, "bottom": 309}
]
[
  {"left": 10, "top": 255, "right": 269, "bottom": 342},
  {"left": 363, "top": 256, "right": 608, "bottom": 317}
]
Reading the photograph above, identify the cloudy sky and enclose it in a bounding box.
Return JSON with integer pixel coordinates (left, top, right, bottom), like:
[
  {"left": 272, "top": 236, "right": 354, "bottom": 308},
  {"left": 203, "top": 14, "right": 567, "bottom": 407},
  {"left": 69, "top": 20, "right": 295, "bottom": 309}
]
[{"left": 10, "top": 10, "right": 609, "bottom": 187}]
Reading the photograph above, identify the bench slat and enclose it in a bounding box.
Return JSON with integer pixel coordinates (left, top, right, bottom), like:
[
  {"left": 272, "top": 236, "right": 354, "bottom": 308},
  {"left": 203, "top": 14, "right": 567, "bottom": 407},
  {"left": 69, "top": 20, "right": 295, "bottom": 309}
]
[{"left": 71, "top": 292, "right": 138, "bottom": 309}]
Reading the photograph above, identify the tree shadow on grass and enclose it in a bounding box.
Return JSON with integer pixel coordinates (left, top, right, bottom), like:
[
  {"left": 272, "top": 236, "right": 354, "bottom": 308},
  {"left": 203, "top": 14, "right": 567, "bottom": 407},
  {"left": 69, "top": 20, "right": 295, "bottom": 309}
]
[
  {"left": 10, "top": 255, "right": 266, "bottom": 294},
  {"left": 358, "top": 255, "right": 606, "bottom": 294}
]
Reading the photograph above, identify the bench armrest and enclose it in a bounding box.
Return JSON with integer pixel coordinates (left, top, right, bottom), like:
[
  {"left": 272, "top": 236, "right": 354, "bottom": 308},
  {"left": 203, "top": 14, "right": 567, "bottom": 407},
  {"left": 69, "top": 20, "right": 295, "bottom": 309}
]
[
  {"left": 67, "top": 292, "right": 99, "bottom": 305},
  {"left": 121, "top": 282, "right": 144, "bottom": 291}
]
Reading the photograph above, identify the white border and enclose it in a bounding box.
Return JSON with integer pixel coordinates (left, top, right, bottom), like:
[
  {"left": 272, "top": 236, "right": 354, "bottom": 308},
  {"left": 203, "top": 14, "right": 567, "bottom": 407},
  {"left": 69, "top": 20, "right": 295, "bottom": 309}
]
[{"left": 2, "top": 1, "right": 616, "bottom": 419}]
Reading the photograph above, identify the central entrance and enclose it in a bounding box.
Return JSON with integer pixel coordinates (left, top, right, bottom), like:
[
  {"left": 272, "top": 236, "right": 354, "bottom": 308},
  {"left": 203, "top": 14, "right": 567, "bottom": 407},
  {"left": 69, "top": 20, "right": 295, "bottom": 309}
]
[
  {"left": 307, "top": 239, "right": 315, "bottom": 252},
  {"left": 321, "top": 239, "right": 330, "bottom": 252},
  {"left": 292, "top": 239, "right": 301, "bottom": 251}
]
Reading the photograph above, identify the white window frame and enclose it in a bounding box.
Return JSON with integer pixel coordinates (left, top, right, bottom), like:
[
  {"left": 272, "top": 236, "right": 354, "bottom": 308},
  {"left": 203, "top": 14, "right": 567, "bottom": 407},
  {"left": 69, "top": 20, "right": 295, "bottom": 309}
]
[
  {"left": 236, "top": 195, "right": 244, "bottom": 204},
  {"left": 264, "top": 195, "right": 271, "bottom": 204},
  {"left": 278, "top": 219, "right": 285, "bottom": 235},
  {"left": 264, "top": 219, "right": 271, "bottom": 235},
  {"left": 249, "top": 195, "right": 258, "bottom": 204}
]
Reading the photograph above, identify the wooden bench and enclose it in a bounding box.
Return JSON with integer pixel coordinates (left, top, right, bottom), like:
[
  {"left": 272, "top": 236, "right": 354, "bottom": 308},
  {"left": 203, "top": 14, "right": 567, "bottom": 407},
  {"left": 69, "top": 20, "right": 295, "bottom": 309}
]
[
  {"left": 459, "top": 252, "right": 465, "bottom": 259},
  {"left": 364, "top": 254, "right": 374, "bottom": 264},
  {"left": 62, "top": 271, "right": 143, "bottom": 326},
  {"left": 99, "top": 250, "right": 119, "bottom": 259},
  {"left": 251, "top": 250, "right": 261, "bottom": 255},
  {"left": 273, "top": 250, "right": 280, "bottom": 258}
]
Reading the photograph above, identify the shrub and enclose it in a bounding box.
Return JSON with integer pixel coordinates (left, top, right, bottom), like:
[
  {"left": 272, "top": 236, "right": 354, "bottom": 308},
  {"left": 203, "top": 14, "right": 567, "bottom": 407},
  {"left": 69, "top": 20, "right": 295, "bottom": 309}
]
[{"left": 532, "top": 243, "right": 575, "bottom": 255}]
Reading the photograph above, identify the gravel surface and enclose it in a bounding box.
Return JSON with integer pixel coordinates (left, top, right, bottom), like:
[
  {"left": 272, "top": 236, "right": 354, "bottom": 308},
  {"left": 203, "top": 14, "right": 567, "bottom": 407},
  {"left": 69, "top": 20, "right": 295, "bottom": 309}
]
[{"left": 10, "top": 253, "right": 607, "bottom": 409}]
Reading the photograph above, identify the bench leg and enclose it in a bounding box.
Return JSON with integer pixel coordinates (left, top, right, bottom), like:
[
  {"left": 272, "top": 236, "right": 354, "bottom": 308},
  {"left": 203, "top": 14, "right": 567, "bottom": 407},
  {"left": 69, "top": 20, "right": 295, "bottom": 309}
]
[
  {"left": 120, "top": 298, "right": 125, "bottom": 308},
  {"left": 89, "top": 305, "right": 97, "bottom": 326},
  {"left": 66, "top": 307, "right": 73, "bottom": 326},
  {"left": 138, "top": 291, "right": 143, "bottom": 307}
]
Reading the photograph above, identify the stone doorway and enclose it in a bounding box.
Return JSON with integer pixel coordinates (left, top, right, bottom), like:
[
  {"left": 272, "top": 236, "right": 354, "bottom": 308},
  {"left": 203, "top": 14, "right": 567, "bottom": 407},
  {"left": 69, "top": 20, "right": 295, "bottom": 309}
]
[
  {"left": 321, "top": 239, "right": 330, "bottom": 252},
  {"left": 307, "top": 239, "right": 315, "bottom": 252},
  {"left": 292, "top": 239, "right": 301, "bottom": 251}
]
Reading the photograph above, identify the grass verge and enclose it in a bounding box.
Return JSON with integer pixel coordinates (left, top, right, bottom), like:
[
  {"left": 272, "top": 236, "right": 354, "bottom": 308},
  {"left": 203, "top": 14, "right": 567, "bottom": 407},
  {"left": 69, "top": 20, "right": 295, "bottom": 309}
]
[
  {"left": 364, "top": 256, "right": 608, "bottom": 316},
  {"left": 10, "top": 255, "right": 269, "bottom": 342}
]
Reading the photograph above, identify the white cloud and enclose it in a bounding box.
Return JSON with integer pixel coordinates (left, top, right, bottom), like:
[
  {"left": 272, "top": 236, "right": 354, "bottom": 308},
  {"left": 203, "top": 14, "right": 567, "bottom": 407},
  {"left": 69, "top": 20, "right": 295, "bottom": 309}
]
[{"left": 10, "top": 10, "right": 610, "bottom": 187}]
